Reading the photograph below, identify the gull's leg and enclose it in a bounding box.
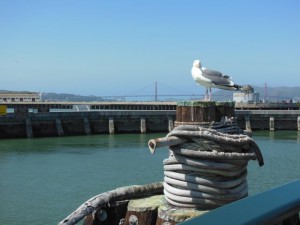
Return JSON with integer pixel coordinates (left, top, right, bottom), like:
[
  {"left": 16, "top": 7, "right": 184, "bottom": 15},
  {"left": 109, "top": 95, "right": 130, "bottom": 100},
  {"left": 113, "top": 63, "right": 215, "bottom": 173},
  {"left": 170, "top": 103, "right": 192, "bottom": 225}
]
[
  {"left": 205, "top": 88, "right": 208, "bottom": 100},
  {"left": 209, "top": 87, "right": 212, "bottom": 101}
]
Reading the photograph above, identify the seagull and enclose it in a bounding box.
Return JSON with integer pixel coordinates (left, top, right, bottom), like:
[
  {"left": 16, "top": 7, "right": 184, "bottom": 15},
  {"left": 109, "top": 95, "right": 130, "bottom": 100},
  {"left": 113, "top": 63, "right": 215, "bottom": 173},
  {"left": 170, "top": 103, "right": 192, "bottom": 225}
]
[{"left": 191, "top": 59, "right": 243, "bottom": 100}]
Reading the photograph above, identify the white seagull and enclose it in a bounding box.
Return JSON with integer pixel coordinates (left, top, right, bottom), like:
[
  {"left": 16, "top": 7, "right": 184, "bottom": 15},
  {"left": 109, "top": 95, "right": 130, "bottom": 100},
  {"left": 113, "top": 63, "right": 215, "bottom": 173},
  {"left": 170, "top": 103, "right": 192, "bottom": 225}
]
[{"left": 191, "top": 59, "right": 243, "bottom": 100}]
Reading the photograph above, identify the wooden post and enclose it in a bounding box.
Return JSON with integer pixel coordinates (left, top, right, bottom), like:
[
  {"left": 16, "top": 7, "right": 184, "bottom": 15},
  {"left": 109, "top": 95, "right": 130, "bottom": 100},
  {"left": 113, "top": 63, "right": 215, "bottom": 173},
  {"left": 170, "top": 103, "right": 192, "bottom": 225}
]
[
  {"left": 60, "top": 182, "right": 163, "bottom": 225},
  {"left": 109, "top": 117, "right": 115, "bottom": 134},
  {"left": 25, "top": 117, "right": 33, "bottom": 138},
  {"left": 83, "top": 200, "right": 129, "bottom": 225},
  {"left": 141, "top": 118, "right": 146, "bottom": 134},
  {"left": 297, "top": 116, "right": 300, "bottom": 131},
  {"left": 175, "top": 101, "right": 235, "bottom": 126},
  {"left": 83, "top": 117, "right": 91, "bottom": 135},
  {"left": 124, "top": 195, "right": 164, "bottom": 225},
  {"left": 156, "top": 202, "right": 207, "bottom": 225},
  {"left": 269, "top": 117, "right": 275, "bottom": 131},
  {"left": 215, "top": 101, "right": 235, "bottom": 120}
]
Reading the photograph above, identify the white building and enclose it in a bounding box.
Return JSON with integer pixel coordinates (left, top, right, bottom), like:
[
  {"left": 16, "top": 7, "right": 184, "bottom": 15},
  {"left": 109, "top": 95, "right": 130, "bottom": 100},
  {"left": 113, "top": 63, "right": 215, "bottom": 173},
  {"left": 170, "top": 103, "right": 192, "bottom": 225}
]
[
  {"left": 0, "top": 92, "right": 41, "bottom": 102},
  {"left": 233, "top": 92, "right": 259, "bottom": 103},
  {"left": 292, "top": 97, "right": 300, "bottom": 103}
]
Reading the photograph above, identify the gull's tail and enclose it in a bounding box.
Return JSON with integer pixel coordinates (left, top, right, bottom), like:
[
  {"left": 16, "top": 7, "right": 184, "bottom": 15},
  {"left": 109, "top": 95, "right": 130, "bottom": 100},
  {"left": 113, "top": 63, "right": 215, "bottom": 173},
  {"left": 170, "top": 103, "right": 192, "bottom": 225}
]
[{"left": 233, "top": 84, "right": 243, "bottom": 90}]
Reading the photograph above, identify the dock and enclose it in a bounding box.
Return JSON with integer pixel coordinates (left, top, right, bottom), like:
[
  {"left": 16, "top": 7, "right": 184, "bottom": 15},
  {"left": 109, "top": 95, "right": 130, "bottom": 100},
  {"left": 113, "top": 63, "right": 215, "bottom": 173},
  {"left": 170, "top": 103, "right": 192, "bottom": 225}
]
[{"left": 0, "top": 101, "right": 299, "bottom": 138}]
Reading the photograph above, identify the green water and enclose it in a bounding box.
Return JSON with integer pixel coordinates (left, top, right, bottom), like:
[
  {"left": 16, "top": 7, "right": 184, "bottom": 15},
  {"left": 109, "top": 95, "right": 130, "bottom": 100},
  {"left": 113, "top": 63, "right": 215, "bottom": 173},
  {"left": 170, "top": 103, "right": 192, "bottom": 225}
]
[{"left": 0, "top": 131, "right": 300, "bottom": 225}]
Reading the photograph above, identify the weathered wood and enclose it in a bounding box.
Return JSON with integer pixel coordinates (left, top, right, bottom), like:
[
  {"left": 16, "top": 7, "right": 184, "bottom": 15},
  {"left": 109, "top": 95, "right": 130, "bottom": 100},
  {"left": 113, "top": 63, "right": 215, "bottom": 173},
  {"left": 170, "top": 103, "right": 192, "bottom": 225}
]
[
  {"left": 176, "top": 106, "right": 182, "bottom": 122},
  {"left": 215, "top": 102, "right": 235, "bottom": 120},
  {"left": 59, "top": 182, "right": 163, "bottom": 225},
  {"left": 83, "top": 214, "right": 96, "bottom": 225},
  {"left": 175, "top": 101, "right": 216, "bottom": 123},
  {"left": 175, "top": 101, "right": 235, "bottom": 126},
  {"left": 156, "top": 202, "right": 208, "bottom": 225},
  {"left": 83, "top": 200, "right": 129, "bottom": 225},
  {"left": 124, "top": 195, "right": 165, "bottom": 225}
]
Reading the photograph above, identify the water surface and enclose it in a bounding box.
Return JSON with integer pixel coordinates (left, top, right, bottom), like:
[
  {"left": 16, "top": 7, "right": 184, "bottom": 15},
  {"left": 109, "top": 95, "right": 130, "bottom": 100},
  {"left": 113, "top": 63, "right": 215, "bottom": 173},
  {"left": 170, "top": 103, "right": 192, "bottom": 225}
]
[{"left": 0, "top": 131, "right": 299, "bottom": 225}]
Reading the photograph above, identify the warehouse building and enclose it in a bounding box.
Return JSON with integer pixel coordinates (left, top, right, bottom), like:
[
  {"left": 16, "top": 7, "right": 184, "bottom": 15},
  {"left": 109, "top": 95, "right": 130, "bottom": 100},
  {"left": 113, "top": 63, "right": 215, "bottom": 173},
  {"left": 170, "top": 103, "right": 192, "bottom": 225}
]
[{"left": 0, "top": 92, "right": 41, "bottom": 102}]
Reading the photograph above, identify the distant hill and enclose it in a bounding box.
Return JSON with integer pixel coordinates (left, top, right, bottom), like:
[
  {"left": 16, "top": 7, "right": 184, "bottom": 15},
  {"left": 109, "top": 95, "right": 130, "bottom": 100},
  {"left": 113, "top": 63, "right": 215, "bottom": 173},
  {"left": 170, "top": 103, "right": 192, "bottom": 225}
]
[
  {"left": 252, "top": 86, "right": 300, "bottom": 100},
  {"left": 41, "top": 92, "right": 106, "bottom": 102},
  {"left": 213, "top": 86, "right": 300, "bottom": 102}
]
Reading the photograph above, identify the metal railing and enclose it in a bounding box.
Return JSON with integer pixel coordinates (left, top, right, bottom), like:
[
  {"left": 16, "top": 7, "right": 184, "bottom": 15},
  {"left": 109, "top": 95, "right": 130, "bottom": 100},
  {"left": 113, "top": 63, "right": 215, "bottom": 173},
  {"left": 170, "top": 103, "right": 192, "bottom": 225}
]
[{"left": 181, "top": 180, "right": 300, "bottom": 225}]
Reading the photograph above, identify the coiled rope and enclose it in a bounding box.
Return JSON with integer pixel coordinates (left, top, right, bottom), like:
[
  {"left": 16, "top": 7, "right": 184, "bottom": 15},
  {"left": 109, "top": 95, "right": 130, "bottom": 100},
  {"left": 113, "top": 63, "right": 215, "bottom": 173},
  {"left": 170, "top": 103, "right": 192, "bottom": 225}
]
[{"left": 148, "top": 124, "right": 263, "bottom": 210}]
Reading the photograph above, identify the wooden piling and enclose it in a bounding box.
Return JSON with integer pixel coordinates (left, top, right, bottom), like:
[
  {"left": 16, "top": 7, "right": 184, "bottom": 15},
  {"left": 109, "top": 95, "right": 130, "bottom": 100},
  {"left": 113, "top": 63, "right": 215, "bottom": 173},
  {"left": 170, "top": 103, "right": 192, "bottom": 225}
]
[
  {"left": 124, "top": 195, "right": 164, "bottom": 225},
  {"left": 156, "top": 203, "right": 207, "bottom": 225},
  {"left": 297, "top": 116, "right": 300, "bottom": 131},
  {"left": 83, "top": 200, "right": 129, "bottom": 225},
  {"left": 175, "top": 101, "right": 235, "bottom": 126}
]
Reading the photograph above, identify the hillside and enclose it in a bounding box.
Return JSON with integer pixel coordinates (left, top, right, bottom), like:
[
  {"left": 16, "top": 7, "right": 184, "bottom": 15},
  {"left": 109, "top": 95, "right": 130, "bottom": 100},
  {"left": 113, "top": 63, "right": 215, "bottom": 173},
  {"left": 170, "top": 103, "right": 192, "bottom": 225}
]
[
  {"left": 41, "top": 92, "right": 106, "bottom": 102},
  {"left": 213, "top": 86, "right": 300, "bottom": 102}
]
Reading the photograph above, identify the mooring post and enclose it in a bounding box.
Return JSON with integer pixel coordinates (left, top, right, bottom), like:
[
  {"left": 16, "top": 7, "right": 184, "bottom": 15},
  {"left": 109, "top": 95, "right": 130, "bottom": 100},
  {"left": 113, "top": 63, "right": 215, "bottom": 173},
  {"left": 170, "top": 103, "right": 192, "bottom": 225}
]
[
  {"left": 140, "top": 118, "right": 146, "bottom": 134},
  {"left": 297, "top": 116, "right": 300, "bottom": 131},
  {"left": 168, "top": 118, "right": 174, "bottom": 132},
  {"left": 175, "top": 101, "right": 235, "bottom": 126},
  {"left": 83, "top": 117, "right": 91, "bottom": 135},
  {"left": 245, "top": 116, "right": 251, "bottom": 131},
  {"left": 25, "top": 117, "right": 33, "bottom": 138},
  {"left": 55, "top": 118, "right": 64, "bottom": 136},
  {"left": 146, "top": 101, "right": 264, "bottom": 223},
  {"left": 109, "top": 117, "right": 115, "bottom": 134},
  {"left": 269, "top": 117, "right": 275, "bottom": 131}
]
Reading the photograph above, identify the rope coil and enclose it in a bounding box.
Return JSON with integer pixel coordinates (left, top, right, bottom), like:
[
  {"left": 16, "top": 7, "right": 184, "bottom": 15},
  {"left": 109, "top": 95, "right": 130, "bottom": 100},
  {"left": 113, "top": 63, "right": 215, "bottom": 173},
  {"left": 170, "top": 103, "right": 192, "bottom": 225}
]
[{"left": 148, "top": 124, "right": 264, "bottom": 210}]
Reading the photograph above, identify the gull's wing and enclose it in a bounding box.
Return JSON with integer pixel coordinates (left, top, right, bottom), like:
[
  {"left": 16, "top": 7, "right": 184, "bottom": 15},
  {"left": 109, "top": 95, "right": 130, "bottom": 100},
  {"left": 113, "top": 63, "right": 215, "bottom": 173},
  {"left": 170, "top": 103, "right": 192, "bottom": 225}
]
[{"left": 202, "top": 69, "right": 232, "bottom": 86}]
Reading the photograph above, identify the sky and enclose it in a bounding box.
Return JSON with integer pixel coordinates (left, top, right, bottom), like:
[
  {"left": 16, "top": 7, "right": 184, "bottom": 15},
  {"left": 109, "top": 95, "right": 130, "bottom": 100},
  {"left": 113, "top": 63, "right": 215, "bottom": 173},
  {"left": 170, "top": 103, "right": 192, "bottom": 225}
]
[{"left": 1, "top": 0, "right": 300, "bottom": 97}]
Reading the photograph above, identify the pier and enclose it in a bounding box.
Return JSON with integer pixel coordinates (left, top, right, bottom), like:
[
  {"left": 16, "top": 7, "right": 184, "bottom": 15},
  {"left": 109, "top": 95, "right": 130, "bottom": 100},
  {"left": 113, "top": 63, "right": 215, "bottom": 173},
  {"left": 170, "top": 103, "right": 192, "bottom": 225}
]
[
  {"left": 235, "top": 110, "right": 300, "bottom": 131},
  {"left": 1, "top": 101, "right": 176, "bottom": 114},
  {"left": 0, "top": 101, "right": 300, "bottom": 138},
  {"left": 0, "top": 110, "right": 176, "bottom": 138}
]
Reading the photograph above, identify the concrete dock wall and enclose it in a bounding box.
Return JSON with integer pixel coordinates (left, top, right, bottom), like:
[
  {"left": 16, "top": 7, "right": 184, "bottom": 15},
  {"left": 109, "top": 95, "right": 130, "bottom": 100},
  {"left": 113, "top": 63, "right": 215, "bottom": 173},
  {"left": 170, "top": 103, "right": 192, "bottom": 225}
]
[
  {"left": 0, "top": 110, "right": 176, "bottom": 138},
  {"left": 1, "top": 107, "right": 300, "bottom": 138},
  {"left": 236, "top": 110, "right": 300, "bottom": 130}
]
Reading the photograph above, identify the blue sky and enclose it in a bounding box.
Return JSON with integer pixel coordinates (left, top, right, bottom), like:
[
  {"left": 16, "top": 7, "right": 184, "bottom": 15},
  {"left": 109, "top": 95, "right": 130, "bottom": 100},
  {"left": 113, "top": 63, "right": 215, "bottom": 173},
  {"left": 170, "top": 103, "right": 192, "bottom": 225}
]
[{"left": 1, "top": 0, "right": 299, "bottom": 96}]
